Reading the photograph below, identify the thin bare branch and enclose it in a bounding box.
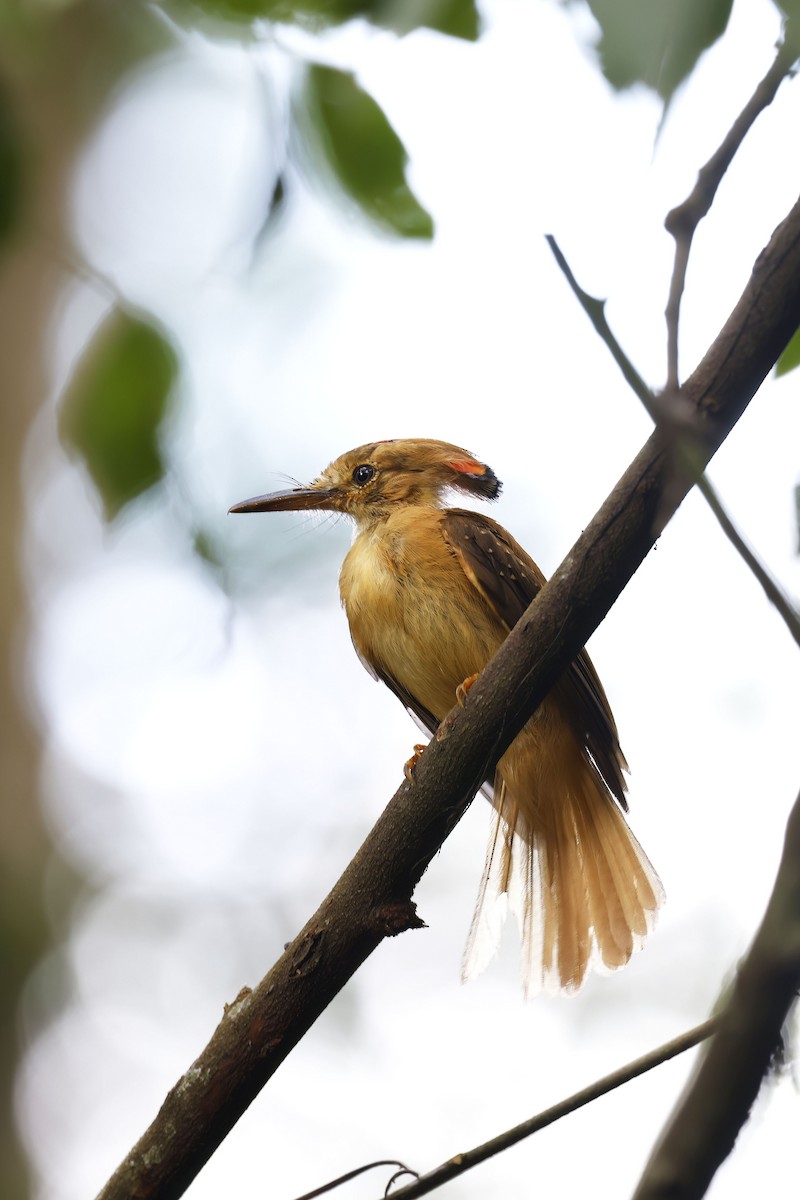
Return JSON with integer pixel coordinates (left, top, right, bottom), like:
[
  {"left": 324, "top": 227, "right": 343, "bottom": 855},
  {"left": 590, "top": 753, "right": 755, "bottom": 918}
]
[
  {"left": 387, "top": 1018, "right": 719, "bottom": 1200},
  {"left": 96, "top": 196, "right": 800, "bottom": 1200},
  {"left": 545, "top": 234, "right": 653, "bottom": 408},
  {"left": 547, "top": 234, "right": 800, "bottom": 651},
  {"left": 634, "top": 787, "right": 800, "bottom": 1198},
  {"left": 664, "top": 40, "right": 797, "bottom": 387},
  {"left": 695, "top": 473, "right": 800, "bottom": 650},
  {"left": 289, "top": 1160, "right": 418, "bottom": 1200}
]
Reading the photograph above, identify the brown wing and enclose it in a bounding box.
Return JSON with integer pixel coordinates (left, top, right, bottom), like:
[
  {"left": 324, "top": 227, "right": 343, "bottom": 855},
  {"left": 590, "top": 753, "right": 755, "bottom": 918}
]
[
  {"left": 442, "top": 509, "right": 547, "bottom": 630},
  {"left": 442, "top": 509, "right": 628, "bottom": 809},
  {"left": 559, "top": 649, "right": 628, "bottom": 808}
]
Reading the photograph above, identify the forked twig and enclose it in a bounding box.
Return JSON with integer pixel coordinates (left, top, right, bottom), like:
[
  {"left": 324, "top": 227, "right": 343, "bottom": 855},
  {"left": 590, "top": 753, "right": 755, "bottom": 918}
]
[
  {"left": 664, "top": 40, "right": 798, "bottom": 387},
  {"left": 546, "top": 235, "right": 800, "bottom": 651}
]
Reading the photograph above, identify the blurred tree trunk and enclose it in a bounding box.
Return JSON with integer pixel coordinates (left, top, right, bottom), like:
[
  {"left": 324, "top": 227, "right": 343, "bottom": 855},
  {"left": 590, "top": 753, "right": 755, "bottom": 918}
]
[{"left": 0, "top": 5, "right": 167, "bottom": 1194}]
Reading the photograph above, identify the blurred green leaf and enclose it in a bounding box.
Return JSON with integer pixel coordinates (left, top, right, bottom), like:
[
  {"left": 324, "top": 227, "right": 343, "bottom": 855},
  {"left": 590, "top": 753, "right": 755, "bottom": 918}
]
[
  {"left": 370, "top": 0, "right": 479, "bottom": 40},
  {"left": 174, "top": 0, "right": 479, "bottom": 39},
  {"left": 177, "top": 0, "right": 364, "bottom": 26},
  {"left": 60, "top": 307, "right": 179, "bottom": 519},
  {"left": 774, "top": 0, "right": 800, "bottom": 25},
  {"left": 775, "top": 326, "right": 800, "bottom": 377},
  {"left": 176, "top": 0, "right": 302, "bottom": 23},
  {"left": 585, "top": 0, "right": 733, "bottom": 102},
  {"left": 300, "top": 64, "right": 434, "bottom": 239},
  {"left": 0, "top": 83, "right": 23, "bottom": 248}
]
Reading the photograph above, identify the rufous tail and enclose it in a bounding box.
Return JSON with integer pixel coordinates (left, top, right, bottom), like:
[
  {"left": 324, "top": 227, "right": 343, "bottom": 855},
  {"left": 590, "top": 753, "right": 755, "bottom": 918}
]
[{"left": 462, "top": 720, "right": 663, "bottom": 995}]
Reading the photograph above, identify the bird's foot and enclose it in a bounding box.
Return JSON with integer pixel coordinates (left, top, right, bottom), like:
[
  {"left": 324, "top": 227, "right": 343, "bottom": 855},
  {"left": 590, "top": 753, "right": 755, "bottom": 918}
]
[
  {"left": 404, "top": 743, "right": 427, "bottom": 782},
  {"left": 456, "top": 673, "right": 480, "bottom": 707}
]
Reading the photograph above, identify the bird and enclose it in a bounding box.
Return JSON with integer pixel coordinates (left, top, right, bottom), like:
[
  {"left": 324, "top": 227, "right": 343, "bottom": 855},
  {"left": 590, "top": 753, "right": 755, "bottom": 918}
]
[{"left": 230, "top": 438, "right": 663, "bottom": 994}]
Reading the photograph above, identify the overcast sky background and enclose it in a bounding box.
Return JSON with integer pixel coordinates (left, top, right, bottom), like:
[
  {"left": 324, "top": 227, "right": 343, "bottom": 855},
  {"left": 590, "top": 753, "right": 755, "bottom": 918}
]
[{"left": 15, "top": 1, "right": 800, "bottom": 1197}]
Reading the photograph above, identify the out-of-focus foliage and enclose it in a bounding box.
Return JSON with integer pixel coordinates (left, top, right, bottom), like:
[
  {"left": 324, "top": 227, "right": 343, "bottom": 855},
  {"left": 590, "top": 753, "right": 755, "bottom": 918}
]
[
  {"left": 60, "top": 307, "right": 179, "bottom": 520},
  {"left": 364, "top": 0, "right": 480, "bottom": 39},
  {"left": 776, "top": 0, "right": 800, "bottom": 34},
  {"left": 0, "top": 83, "right": 23, "bottom": 249},
  {"left": 775, "top": 326, "right": 800, "bottom": 377},
  {"left": 170, "top": 0, "right": 480, "bottom": 39},
  {"left": 298, "top": 63, "right": 434, "bottom": 239},
  {"left": 583, "top": 0, "right": 733, "bottom": 102}
]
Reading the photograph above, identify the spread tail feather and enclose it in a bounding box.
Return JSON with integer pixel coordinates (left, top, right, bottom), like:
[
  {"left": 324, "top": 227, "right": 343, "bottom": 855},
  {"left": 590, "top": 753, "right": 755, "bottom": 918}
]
[{"left": 462, "top": 747, "right": 663, "bottom": 996}]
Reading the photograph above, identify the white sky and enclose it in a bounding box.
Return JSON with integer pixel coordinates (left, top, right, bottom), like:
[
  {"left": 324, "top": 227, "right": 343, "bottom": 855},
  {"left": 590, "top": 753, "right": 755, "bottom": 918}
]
[{"left": 17, "top": 1, "right": 800, "bottom": 1198}]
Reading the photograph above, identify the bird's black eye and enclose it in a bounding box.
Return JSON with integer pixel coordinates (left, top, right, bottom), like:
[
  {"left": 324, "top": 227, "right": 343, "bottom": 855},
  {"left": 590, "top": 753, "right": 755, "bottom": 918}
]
[{"left": 352, "top": 464, "right": 376, "bottom": 486}]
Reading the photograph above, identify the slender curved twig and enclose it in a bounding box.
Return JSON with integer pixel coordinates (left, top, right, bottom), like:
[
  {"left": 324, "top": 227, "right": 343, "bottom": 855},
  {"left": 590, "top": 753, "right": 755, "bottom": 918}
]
[
  {"left": 288, "top": 1160, "right": 418, "bottom": 1200},
  {"left": 387, "top": 1019, "right": 719, "bottom": 1199}
]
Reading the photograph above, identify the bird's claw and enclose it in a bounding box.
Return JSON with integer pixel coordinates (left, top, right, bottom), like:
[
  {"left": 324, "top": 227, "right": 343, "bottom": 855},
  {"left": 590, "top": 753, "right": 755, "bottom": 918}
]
[
  {"left": 404, "top": 743, "right": 427, "bottom": 782},
  {"left": 456, "top": 673, "right": 480, "bottom": 707}
]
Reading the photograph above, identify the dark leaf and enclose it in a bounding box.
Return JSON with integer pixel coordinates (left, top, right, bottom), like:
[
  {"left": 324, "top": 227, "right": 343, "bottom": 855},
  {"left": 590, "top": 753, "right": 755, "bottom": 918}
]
[
  {"left": 60, "top": 307, "right": 179, "bottom": 520},
  {"left": 585, "top": 0, "right": 733, "bottom": 102},
  {"left": 299, "top": 64, "right": 433, "bottom": 239},
  {"left": 0, "top": 83, "right": 24, "bottom": 248},
  {"left": 191, "top": 525, "right": 235, "bottom": 588},
  {"left": 775, "top": 326, "right": 800, "bottom": 377},
  {"left": 248, "top": 172, "right": 291, "bottom": 265},
  {"left": 192, "top": 526, "right": 226, "bottom": 575},
  {"left": 269, "top": 172, "right": 287, "bottom": 215},
  {"left": 259, "top": 171, "right": 288, "bottom": 237}
]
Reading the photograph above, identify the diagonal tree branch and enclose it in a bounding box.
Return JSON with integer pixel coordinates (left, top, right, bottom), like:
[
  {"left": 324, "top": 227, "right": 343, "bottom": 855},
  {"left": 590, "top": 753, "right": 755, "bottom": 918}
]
[
  {"left": 633, "top": 786, "right": 800, "bottom": 1199},
  {"left": 96, "top": 195, "right": 800, "bottom": 1200}
]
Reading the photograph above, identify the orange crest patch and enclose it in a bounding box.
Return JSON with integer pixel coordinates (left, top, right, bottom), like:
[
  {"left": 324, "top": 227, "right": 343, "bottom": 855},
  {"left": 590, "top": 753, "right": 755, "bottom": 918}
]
[{"left": 448, "top": 458, "right": 486, "bottom": 477}]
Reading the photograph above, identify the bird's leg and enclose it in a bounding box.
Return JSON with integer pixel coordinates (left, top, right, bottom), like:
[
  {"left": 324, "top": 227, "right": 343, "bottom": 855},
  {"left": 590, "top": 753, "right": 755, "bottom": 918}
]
[
  {"left": 404, "top": 743, "right": 428, "bottom": 782},
  {"left": 456, "top": 672, "right": 480, "bottom": 707}
]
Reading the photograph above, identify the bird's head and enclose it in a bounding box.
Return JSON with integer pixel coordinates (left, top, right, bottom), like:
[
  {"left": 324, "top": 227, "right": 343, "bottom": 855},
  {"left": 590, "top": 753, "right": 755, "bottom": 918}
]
[{"left": 229, "top": 438, "right": 502, "bottom": 528}]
